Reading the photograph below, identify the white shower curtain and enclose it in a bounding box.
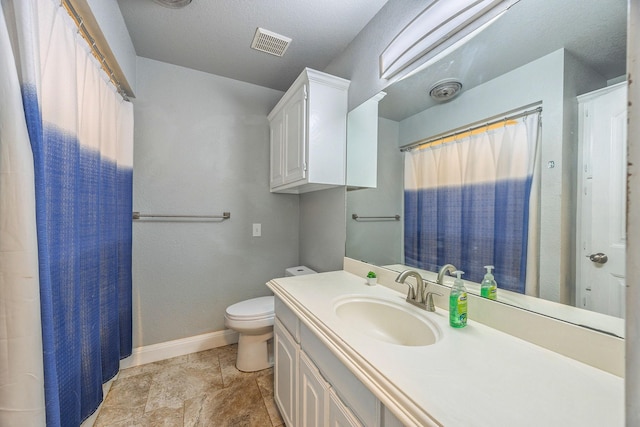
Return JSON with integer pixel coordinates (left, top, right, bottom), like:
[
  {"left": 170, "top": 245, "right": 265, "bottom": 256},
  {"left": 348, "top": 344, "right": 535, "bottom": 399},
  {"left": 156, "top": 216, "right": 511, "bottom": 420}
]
[
  {"left": 0, "top": 3, "right": 46, "bottom": 425},
  {"left": 1, "top": 0, "right": 134, "bottom": 425},
  {"left": 404, "top": 112, "right": 540, "bottom": 294}
]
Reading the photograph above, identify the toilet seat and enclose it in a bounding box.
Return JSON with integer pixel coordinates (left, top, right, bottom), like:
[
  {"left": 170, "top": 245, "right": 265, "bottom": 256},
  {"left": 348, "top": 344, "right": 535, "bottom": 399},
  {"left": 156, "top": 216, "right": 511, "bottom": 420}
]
[{"left": 225, "top": 296, "right": 274, "bottom": 321}]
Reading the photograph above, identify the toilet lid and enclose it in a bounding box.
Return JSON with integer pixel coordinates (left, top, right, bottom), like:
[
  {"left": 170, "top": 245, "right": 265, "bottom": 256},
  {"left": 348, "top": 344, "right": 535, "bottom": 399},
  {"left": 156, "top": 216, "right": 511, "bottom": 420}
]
[{"left": 226, "top": 296, "right": 274, "bottom": 320}]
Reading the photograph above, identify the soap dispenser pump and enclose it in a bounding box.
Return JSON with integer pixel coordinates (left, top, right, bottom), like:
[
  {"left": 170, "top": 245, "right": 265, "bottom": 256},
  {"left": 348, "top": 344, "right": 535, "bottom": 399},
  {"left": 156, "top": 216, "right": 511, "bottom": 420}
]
[
  {"left": 449, "top": 270, "right": 468, "bottom": 328},
  {"left": 481, "top": 265, "right": 498, "bottom": 301}
]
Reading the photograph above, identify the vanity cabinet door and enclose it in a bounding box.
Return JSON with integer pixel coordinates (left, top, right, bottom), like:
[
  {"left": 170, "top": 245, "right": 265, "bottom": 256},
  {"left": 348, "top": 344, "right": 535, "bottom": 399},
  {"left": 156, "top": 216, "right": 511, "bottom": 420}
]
[
  {"left": 328, "top": 389, "right": 363, "bottom": 427},
  {"left": 299, "top": 351, "right": 329, "bottom": 427},
  {"left": 274, "top": 319, "right": 298, "bottom": 427}
]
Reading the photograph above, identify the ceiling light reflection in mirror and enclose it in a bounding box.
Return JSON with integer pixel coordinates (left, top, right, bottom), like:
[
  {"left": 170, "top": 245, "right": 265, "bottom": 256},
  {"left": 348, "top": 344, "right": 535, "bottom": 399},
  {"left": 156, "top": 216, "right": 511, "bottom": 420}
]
[{"left": 380, "top": 0, "right": 519, "bottom": 80}]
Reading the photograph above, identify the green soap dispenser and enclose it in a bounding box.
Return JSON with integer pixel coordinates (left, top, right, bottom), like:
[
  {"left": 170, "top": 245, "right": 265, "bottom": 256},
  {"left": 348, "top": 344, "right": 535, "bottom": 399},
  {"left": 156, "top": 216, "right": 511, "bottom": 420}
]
[
  {"left": 481, "top": 265, "right": 498, "bottom": 301},
  {"left": 449, "top": 270, "right": 468, "bottom": 328}
]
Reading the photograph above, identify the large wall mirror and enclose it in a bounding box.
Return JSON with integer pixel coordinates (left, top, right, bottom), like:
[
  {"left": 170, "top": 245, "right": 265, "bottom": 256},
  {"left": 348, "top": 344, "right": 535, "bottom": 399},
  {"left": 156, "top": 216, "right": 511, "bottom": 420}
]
[{"left": 346, "top": 0, "right": 627, "bottom": 337}]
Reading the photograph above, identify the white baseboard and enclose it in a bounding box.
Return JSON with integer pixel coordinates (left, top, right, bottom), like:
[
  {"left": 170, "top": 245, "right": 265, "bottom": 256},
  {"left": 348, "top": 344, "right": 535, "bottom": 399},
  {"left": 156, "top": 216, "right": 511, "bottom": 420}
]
[{"left": 119, "top": 329, "right": 239, "bottom": 370}]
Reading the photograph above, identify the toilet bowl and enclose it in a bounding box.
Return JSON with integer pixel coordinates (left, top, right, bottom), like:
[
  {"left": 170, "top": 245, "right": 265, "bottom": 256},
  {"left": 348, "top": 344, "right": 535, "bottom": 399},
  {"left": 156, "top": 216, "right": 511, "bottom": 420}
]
[
  {"left": 225, "top": 266, "right": 316, "bottom": 372},
  {"left": 224, "top": 296, "right": 275, "bottom": 372}
]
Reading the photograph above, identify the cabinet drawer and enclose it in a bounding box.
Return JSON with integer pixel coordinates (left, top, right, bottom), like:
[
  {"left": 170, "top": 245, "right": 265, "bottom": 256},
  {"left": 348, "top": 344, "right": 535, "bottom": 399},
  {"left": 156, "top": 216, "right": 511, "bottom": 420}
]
[{"left": 275, "top": 296, "right": 300, "bottom": 342}]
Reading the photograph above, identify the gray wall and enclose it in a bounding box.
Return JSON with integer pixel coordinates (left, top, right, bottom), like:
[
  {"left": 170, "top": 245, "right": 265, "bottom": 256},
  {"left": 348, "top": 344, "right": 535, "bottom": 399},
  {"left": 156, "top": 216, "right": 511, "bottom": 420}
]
[
  {"left": 85, "top": 0, "right": 137, "bottom": 94},
  {"left": 299, "top": 187, "right": 346, "bottom": 272},
  {"left": 132, "top": 57, "right": 299, "bottom": 346}
]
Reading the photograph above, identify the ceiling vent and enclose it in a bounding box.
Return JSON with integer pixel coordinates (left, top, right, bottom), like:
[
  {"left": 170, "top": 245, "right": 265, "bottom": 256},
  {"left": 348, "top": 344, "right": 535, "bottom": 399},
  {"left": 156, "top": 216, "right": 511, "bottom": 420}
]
[
  {"left": 429, "top": 79, "right": 463, "bottom": 102},
  {"left": 251, "top": 28, "right": 291, "bottom": 57}
]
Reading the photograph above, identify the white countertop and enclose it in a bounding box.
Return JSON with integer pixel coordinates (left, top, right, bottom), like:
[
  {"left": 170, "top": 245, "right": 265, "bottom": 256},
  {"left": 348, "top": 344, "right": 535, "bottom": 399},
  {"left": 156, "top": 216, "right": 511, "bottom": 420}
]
[
  {"left": 383, "top": 263, "right": 625, "bottom": 339},
  {"left": 267, "top": 270, "right": 623, "bottom": 427}
]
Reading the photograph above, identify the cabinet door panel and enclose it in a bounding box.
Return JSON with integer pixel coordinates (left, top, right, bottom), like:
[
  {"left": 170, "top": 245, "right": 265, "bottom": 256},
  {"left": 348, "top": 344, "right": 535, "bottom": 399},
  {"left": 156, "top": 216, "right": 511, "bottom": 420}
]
[
  {"left": 299, "top": 351, "right": 329, "bottom": 427},
  {"left": 283, "top": 84, "right": 307, "bottom": 184},
  {"left": 274, "top": 320, "right": 298, "bottom": 427},
  {"left": 329, "top": 389, "right": 363, "bottom": 427}
]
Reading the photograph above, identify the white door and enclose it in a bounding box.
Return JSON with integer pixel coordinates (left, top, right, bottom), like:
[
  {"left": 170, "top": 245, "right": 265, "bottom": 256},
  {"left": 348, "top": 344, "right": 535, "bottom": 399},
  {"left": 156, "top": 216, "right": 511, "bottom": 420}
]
[{"left": 578, "top": 83, "right": 627, "bottom": 317}]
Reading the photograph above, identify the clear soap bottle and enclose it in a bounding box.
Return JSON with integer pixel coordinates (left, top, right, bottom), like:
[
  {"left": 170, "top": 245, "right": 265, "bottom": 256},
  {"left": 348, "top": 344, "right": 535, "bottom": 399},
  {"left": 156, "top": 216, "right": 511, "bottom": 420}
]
[
  {"left": 480, "top": 265, "right": 498, "bottom": 301},
  {"left": 449, "top": 270, "right": 468, "bottom": 328}
]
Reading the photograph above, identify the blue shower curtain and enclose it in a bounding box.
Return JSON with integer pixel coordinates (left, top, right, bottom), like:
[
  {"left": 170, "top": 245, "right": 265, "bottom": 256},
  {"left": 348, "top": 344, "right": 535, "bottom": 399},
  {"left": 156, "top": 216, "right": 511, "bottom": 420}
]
[
  {"left": 1, "top": 1, "right": 133, "bottom": 426},
  {"left": 404, "top": 113, "right": 540, "bottom": 293}
]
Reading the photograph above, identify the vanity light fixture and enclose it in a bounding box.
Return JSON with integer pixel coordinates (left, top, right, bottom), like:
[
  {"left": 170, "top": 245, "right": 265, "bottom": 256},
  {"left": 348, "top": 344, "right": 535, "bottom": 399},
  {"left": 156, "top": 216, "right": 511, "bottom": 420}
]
[
  {"left": 380, "top": 0, "right": 520, "bottom": 80},
  {"left": 152, "top": 0, "right": 192, "bottom": 9}
]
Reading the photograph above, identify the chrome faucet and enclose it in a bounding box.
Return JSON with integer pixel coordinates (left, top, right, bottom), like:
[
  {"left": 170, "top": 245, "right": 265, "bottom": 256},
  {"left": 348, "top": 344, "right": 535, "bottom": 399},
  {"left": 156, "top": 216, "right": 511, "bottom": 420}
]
[
  {"left": 437, "top": 264, "right": 457, "bottom": 286},
  {"left": 395, "top": 269, "right": 440, "bottom": 311}
]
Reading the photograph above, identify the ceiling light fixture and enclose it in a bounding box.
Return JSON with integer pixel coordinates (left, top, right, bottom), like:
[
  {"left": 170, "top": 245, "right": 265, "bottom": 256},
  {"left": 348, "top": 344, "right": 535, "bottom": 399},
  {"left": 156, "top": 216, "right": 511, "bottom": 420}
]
[
  {"left": 429, "top": 79, "right": 463, "bottom": 102},
  {"left": 152, "top": 0, "right": 192, "bottom": 9},
  {"left": 380, "top": 0, "right": 520, "bottom": 80}
]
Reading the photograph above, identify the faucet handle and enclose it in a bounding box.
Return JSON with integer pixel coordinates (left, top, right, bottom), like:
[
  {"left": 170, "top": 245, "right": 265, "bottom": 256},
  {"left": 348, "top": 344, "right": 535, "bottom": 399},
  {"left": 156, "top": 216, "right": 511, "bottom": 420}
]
[
  {"left": 400, "top": 282, "right": 416, "bottom": 300},
  {"left": 425, "top": 291, "right": 443, "bottom": 312}
]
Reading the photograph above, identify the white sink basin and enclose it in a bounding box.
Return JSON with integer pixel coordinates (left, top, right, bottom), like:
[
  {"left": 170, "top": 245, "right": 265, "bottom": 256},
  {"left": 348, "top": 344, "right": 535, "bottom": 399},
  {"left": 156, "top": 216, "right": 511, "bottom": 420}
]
[{"left": 334, "top": 297, "right": 441, "bottom": 347}]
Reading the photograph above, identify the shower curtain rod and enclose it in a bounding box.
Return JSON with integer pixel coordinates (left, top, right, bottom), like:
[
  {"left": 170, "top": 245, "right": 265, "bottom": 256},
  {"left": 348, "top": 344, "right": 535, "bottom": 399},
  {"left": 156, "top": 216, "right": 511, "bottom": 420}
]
[
  {"left": 61, "top": 0, "right": 131, "bottom": 101},
  {"left": 400, "top": 106, "right": 542, "bottom": 152}
]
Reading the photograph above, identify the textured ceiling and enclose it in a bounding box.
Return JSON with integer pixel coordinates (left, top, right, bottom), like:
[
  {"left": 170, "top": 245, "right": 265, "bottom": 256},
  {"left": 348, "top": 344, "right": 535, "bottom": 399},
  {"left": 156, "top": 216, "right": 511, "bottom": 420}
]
[
  {"left": 118, "top": 0, "right": 626, "bottom": 120},
  {"left": 379, "top": 0, "right": 627, "bottom": 121},
  {"left": 117, "top": 0, "right": 389, "bottom": 92}
]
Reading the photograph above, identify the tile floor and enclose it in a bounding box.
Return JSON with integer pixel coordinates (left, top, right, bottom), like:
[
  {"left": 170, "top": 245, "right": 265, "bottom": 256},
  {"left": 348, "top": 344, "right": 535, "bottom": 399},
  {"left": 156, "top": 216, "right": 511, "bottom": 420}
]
[{"left": 94, "top": 344, "right": 284, "bottom": 427}]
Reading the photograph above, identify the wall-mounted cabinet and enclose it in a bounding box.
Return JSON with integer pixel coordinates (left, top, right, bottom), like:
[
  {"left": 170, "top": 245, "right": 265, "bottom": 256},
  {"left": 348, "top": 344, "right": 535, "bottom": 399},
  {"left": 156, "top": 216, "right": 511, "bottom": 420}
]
[
  {"left": 268, "top": 68, "right": 350, "bottom": 194},
  {"left": 346, "top": 91, "right": 386, "bottom": 189}
]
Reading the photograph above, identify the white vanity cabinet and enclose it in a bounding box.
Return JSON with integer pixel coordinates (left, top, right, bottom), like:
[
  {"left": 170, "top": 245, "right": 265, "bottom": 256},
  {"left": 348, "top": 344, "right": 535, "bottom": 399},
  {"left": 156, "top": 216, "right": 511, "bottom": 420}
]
[
  {"left": 268, "top": 68, "right": 350, "bottom": 194},
  {"left": 273, "top": 297, "right": 401, "bottom": 427}
]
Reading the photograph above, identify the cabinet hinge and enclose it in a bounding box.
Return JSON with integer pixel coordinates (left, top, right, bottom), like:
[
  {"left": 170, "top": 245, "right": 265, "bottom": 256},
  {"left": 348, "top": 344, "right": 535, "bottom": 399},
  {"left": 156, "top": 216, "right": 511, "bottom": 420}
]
[
  {"left": 303, "top": 162, "right": 307, "bottom": 171},
  {"left": 303, "top": 85, "right": 308, "bottom": 100}
]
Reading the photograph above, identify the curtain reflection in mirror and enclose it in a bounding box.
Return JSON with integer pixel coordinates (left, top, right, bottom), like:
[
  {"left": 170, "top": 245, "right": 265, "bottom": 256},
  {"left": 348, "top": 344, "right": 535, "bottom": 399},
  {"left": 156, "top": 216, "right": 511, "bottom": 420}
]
[{"left": 403, "top": 111, "right": 540, "bottom": 294}]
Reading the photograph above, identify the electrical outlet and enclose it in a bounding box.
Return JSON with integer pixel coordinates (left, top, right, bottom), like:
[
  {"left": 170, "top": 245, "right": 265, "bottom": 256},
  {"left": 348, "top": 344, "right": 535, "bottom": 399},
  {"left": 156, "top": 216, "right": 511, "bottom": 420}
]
[{"left": 252, "top": 223, "right": 261, "bottom": 237}]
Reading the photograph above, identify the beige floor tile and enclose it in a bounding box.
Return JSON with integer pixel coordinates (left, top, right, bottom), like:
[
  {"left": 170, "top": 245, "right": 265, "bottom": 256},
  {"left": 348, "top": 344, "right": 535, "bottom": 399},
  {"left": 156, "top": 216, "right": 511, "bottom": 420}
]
[
  {"left": 94, "top": 405, "right": 143, "bottom": 427},
  {"left": 256, "top": 372, "right": 284, "bottom": 427},
  {"left": 95, "top": 344, "right": 283, "bottom": 426},
  {"left": 118, "top": 355, "right": 189, "bottom": 380},
  {"left": 145, "top": 357, "right": 224, "bottom": 412},
  {"left": 97, "top": 406, "right": 184, "bottom": 427},
  {"left": 183, "top": 378, "right": 272, "bottom": 427},
  {"left": 103, "top": 373, "right": 153, "bottom": 408}
]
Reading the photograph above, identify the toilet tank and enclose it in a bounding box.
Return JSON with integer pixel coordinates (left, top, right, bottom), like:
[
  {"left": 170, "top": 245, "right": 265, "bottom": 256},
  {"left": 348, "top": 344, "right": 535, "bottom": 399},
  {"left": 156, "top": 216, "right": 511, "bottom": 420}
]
[{"left": 285, "top": 266, "right": 317, "bottom": 276}]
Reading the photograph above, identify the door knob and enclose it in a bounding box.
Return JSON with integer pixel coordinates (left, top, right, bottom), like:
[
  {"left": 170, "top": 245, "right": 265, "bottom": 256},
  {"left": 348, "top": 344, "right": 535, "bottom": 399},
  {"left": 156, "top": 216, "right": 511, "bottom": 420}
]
[{"left": 587, "top": 253, "right": 608, "bottom": 264}]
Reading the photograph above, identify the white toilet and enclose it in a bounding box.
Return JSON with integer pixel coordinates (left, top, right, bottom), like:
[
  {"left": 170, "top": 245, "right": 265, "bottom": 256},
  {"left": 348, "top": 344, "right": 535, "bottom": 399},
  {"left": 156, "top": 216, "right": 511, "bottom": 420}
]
[
  {"left": 224, "top": 296, "right": 275, "bottom": 372},
  {"left": 224, "top": 266, "right": 316, "bottom": 372}
]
